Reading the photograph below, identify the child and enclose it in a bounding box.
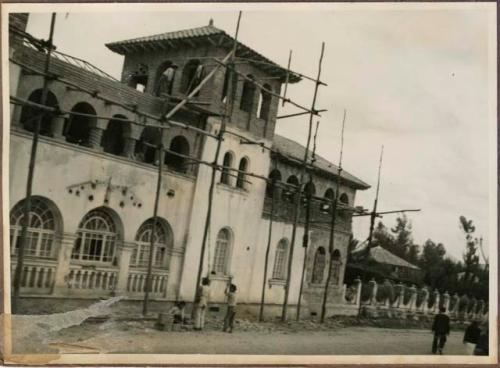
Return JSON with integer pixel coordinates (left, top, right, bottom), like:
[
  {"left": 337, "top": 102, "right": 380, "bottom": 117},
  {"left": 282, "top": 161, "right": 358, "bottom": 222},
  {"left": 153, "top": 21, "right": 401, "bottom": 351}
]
[
  {"left": 169, "top": 301, "right": 186, "bottom": 330},
  {"left": 223, "top": 284, "right": 237, "bottom": 333}
]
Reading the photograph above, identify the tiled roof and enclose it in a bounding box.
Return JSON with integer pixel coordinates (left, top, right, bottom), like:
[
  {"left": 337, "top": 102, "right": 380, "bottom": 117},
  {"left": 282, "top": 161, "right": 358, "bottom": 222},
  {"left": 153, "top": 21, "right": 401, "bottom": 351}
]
[
  {"left": 272, "top": 134, "right": 370, "bottom": 190},
  {"left": 369, "top": 246, "right": 420, "bottom": 270},
  {"left": 105, "top": 24, "right": 300, "bottom": 83}
]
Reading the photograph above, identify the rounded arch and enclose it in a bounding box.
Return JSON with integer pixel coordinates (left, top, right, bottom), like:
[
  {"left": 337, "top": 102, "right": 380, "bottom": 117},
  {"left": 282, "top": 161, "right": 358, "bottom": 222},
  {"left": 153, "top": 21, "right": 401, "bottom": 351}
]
[
  {"left": 257, "top": 83, "right": 272, "bottom": 120},
  {"left": 155, "top": 60, "right": 176, "bottom": 96},
  {"left": 272, "top": 238, "right": 289, "bottom": 280},
  {"left": 311, "top": 246, "right": 326, "bottom": 284},
  {"left": 65, "top": 102, "right": 97, "bottom": 146},
  {"left": 220, "top": 151, "right": 234, "bottom": 185},
  {"left": 135, "top": 126, "right": 160, "bottom": 164},
  {"left": 339, "top": 193, "right": 349, "bottom": 205},
  {"left": 10, "top": 196, "right": 63, "bottom": 258},
  {"left": 321, "top": 188, "right": 335, "bottom": 213},
  {"left": 331, "top": 249, "right": 342, "bottom": 285},
  {"left": 102, "top": 114, "right": 130, "bottom": 155},
  {"left": 332, "top": 249, "right": 341, "bottom": 261},
  {"left": 240, "top": 74, "right": 256, "bottom": 113},
  {"left": 304, "top": 181, "right": 316, "bottom": 196},
  {"left": 133, "top": 217, "right": 174, "bottom": 268},
  {"left": 236, "top": 156, "right": 249, "bottom": 189},
  {"left": 71, "top": 206, "right": 124, "bottom": 263},
  {"left": 212, "top": 227, "right": 233, "bottom": 275},
  {"left": 20, "top": 88, "right": 59, "bottom": 136},
  {"left": 165, "top": 135, "right": 190, "bottom": 173},
  {"left": 283, "top": 175, "right": 299, "bottom": 201},
  {"left": 266, "top": 169, "right": 282, "bottom": 197},
  {"left": 181, "top": 59, "right": 204, "bottom": 95}
]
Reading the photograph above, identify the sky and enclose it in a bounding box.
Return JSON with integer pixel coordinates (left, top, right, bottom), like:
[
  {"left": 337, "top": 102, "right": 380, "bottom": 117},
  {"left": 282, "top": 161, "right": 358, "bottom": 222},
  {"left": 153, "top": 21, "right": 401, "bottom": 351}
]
[{"left": 22, "top": 3, "right": 496, "bottom": 261}]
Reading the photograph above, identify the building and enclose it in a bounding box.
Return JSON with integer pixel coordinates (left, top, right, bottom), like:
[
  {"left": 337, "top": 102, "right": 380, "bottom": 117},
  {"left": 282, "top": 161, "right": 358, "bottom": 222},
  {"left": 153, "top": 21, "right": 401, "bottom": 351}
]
[{"left": 8, "top": 13, "right": 370, "bottom": 317}]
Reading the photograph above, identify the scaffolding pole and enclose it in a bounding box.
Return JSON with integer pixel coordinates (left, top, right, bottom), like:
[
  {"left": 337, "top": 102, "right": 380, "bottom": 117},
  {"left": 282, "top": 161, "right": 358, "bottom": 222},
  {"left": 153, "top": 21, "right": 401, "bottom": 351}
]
[
  {"left": 12, "top": 13, "right": 57, "bottom": 314},
  {"left": 281, "top": 42, "right": 325, "bottom": 322}
]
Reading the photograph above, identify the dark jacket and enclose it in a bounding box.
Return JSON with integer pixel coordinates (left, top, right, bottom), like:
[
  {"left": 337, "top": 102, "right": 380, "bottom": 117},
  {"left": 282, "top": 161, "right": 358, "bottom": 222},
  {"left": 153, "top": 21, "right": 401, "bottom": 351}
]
[
  {"left": 432, "top": 313, "right": 450, "bottom": 335},
  {"left": 463, "top": 324, "right": 481, "bottom": 344}
]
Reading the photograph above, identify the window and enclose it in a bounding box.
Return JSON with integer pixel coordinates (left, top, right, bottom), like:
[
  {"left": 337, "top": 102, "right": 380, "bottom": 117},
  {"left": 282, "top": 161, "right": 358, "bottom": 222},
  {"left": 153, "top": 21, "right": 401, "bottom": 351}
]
[
  {"left": 155, "top": 61, "right": 176, "bottom": 96},
  {"left": 220, "top": 151, "right": 233, "bottom": 185},
  {"left": 339, "top": 193, "right": 349, "bottom": 205},
  {"left": 135, "top": 126, "right": 160, "bottom": 164},
  {"left": 128, "top": 63, "right": 149, "bottom": 92},
  {"left": 64, "top": 102, "right": 96, "bottom": 146},
  {"left": 164, "top": 135, "right": 190, "bottom": 173},
  {"left": 213, "top": 228, "right": 232, "bottom": 275},
  {"left": 10, "top": 197, "right": 58, "bottom": 258},
  {"left": 236, "top": 157, "right": 249, "bottom": 189},
  {"left": 283, "top": 175, "right": 299, "bottom": 202},
  {"left": 240, "top": 75, "right": 256, "bottom": 113},
  {"left": 321, "top": 188, "right": 335, "bottom": 213},
  {"left": 132, "top": 218, "right": 171, "bottom": 268},
  {"left": 181, "top": 60, "right": 204, "bottom": 95},
  {"left": 266, "top": 169, "right": 282, "bottom": 198},
  {"left": 311, "top": 247, "right": 326, "bottom": 284},
  {"left": 71, "top": 208, "right": 119, "bottom": 262},
  {"left": 257, "top": 84, "right": 272, "bottom": 120},
  {"left": 20, "top": 89, "right": 59, "bottom": 136},
  {"left": 331, "top": 249, "right": 342, "bottom": 285},
  {"left": 302, "top": 181, "right": 316, "bottom": 206},
  {"left": 221, "top": 69, "right": 230, "bottom": 103},
  {"left": 102, "top": 115, "right": 129, "bottom": 155},
  {"left": 272, "top": 239, "right": 288, "bottom": 280},
  {"left": 339, "top": 193, "right": 349, "bottom": 220}
]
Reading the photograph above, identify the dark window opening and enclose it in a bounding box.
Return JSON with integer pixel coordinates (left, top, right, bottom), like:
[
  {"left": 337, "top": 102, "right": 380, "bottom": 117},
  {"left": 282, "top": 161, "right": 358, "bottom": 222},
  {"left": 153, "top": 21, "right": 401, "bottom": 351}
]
[
  {"left": 20, "top": 89, "right": 59, "bottom": 136},
  {"left": 240, "top": 75, "right": 256, "bottom": 113},
  {"left": 257, "top": 84, "right": 272, "bottom": 120},
  {"left": 127, "top": 63, "right": 149, "bottom": 92},
  {"left": 236, "top": 157, "right": 249, "bottom": 189},
  {"left": 283, "top": 175, "right": 299, "bottom": 202},
  {"left": 220, "top": 151, "right": 233, "bottom": 185},
  {"left": 321, "top": 188, "right": 335, "bottom": 213},
  {"left": 135, "top": 126, "right": 160, "bottom": 164},
  {"left": 165, "top": 135, "right": 190, "bottom": 173},
  {"left": 102, "top": 115, "right": 127, "bottom": 155},
  {"left": 266, "top": 169, "right": 282, "bottom": 198},
  {"left": 181, "top": 60, "right": 204, "bottom": 96},
  {"left": 155, "top": 61, "right": 176, "bottom": 97},
  {"left": 312, "top": 247, "right": 326, "bottom": 284},
  {"left": 64, "top": 102, "right": 96, "bottom": 146}
]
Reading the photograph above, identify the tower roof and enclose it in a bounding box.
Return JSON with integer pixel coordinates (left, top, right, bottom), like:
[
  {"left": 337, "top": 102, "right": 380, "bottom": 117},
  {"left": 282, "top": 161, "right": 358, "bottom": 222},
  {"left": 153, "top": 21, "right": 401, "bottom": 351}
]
[{"left": 105, "top": 24, "right": 301, "bottom": 83}]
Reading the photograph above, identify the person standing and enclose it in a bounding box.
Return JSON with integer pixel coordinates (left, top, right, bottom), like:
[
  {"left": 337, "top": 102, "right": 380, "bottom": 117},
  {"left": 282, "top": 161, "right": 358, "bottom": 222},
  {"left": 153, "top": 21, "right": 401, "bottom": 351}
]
[
  {"left": 223, "top": 284, "right": 237, "bottom": 333},
  {"left": 194, "top": 277, "right": 211, "bottom": 331},
  {"left": 432, "top": 307, "right": 451, "bottom": 354},
  {"left": 463, "top": 321, "right": 481, "bottom": 355}
]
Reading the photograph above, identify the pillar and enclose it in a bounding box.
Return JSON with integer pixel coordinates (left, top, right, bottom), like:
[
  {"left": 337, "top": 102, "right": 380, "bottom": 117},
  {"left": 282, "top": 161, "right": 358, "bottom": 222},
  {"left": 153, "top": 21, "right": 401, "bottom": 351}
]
[
  {"left": 442, "top": 291, "right": 450, "bottom": 313},
  {"left": 354, "top": 277, "right": 362, "bottom": 306},
  {"left": 420, "top": 286, "right": 429, "bottom": 313},
  {"left": 52, "top": 232, "right": 77, "bottom": 295},
  {"left": 408, "top": 284, "right": 417, "bottom": 311},
  {"left": 51, "top": 115, "right": 67, "bottom": 140},
  {"left": 368, "top": 278, "right": 377, "bottom": 305},
  {"left": 166, "top": 248, "right": 184, "bottom": 300},
  {"left": 122, "top": 124, "right": 143, "bottom": 159},
  {"left": 88, "top": 126, "right": 104, "bottom": 150},
  {"left": 115, "top": 241, "right": 135, "bottom": 294},
  {"left": 395, "top": 282, "right": 404, "bottom": 308}
]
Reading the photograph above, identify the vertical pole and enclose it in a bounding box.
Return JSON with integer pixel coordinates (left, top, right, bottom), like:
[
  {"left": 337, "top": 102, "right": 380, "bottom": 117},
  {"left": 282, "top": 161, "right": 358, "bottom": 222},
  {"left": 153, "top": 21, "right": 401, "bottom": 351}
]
[
  {"left": 12, "top": 13, "right": 57, "bottom": 313},
  {"left": 193, "top": 11, "right": 242, "bottom": 303},
  {"left": 282, "top": 50, "right": 292, "bottom": 107},
  {"left": 367, "top": 146, "right": 384, "bottom": 249},
  {"left": 320, "top": 109, "right": 346, "bottom": 323},
  {"left": 281, "top": 43, "right": 325, "bottom": 322},
  {"left": 259, "top": 176, "right": 276, "bottom": 321}
]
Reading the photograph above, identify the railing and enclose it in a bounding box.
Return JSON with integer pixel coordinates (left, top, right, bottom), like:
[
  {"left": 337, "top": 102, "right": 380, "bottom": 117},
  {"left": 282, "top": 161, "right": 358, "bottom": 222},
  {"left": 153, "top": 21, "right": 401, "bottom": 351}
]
[
  {"left": 127, "top": 270, "right": 168, "bottom": 297},
  {"left": 10, "top": 258, "right": 57, "bottom": 294},
  {"left": 357, "top": 278, "right": 489, "bottom": 322},
  {"left": 66, "top": 266, "right": 118, "bottom": 291}
]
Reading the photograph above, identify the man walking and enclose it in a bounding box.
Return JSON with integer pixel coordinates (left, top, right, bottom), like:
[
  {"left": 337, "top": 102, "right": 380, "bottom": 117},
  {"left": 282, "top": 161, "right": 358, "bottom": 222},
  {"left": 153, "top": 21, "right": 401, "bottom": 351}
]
[{"left": 432, "top": 307, "right": 450, "bottom": 354}]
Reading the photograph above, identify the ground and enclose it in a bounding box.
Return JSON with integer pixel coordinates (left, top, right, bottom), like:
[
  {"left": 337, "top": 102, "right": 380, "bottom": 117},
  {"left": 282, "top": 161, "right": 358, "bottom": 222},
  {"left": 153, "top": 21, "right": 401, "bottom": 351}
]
[{"left": 11, "top": 315, "right": 472, "bottom": 356}]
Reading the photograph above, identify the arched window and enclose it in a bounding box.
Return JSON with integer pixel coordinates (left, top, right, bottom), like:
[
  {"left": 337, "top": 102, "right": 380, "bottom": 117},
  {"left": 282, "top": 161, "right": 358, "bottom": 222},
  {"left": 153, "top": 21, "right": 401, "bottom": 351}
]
[
  {"left": 135, "top": 126, "right": 160, "bottom": 164},
  {"left": 181, "top": 60, "right": 204, "bottom": 95},
  {"left": 165, "top": 135, "right": 190, "bottom": 173},
  {"left": 321, "top": 188, "right": 335, "bottom": 213},
  {"left": 221, "top": 69, "right": 230, "bottom": 103},
  {"left": 302, "top": 181, "right": 316, "bottom": 206},
  {"left": 272, "top": 238, "right": 288, "bottom": 280},
  {"left": 266, "top": 169, "right": 282, "bottom": 198},
  {"left": 236, "top": 157, "right": 249, "bottom": 189},
  {"left": 102, "top": 115, "right": 128, "bottom": 155},
  {"left": 283, "top": 175, "right": 299, "bottom": 202},
  {"left": 71, "top": 208, "right": 120, "bottom": 262},
  {"left": 331, "top": 249, "right": 342, "bottom": 285},
  {"left": 128, "top": 63, "right": 149, "bottom": 92},
  {"left": 20, "top": 89, "right": 59, "bottom": 136},
  {"left": 240, "top": 75, "right": 256, "bottom": 113},
  {"left": 213, "top": 228, "right": 232, "bottom": 275},
  {"left": 257, "top": 84, "right": 272, "bottom": 120},
  {"left": 155, "top": 61, "right": 176, "bottom": 96},
  {"left": 339, "top": 193, "right": 349, "bottom": 205},
  {"left": 132, "top": 218, "right": 172, "bottom": 268},
  {"left": 311, "top": 247, "right": 326, "bottom": 284},
  {"left": 10, "top": 197, "right": 60, "bottom": 258},
  {"left": 220, "top": 151, "right": 233, "bottom": 185},
  {"left": 339, "top": 193, "right": 349, "bottom": 220},
  {"left": 64, "top": 102, "right": 96, "bottom": 146}
]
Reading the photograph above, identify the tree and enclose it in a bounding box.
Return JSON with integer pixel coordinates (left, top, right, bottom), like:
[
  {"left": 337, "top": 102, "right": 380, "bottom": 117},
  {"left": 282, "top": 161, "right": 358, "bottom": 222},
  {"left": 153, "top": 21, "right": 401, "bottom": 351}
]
[
  {"left": 371, "top": 221, "right": 394, "bottom": 250},
  {"left": 459, "top": 216, "right": 480, "bottom": 285},
  {"left": 390, "top": 214, "right": 414, "bottom": 259},
  {"left": 418, "top": 239, "right": 447, "bottom": 289}
]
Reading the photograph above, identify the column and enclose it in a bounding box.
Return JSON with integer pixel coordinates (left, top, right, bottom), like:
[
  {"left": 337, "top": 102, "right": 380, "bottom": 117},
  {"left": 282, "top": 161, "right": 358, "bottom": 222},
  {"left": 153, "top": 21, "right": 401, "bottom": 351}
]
[
  {"left": 354, "top": 277, "right": 362, "bottom": 306},
  {"left": 88, "top": 126, "right": 104, "bottom": 150},
  {"left": 408, "top": 284, "right": 417, "bottom": 311},
  {"left": 442, "top": 291, "right": 450, "bottom": 313},
  {"left": 51, "top": 115, "right": 67, "bottom": 140},
  {"left": 115, "top": 241, "right": 135, "bottom": 294},
  {"left": 420, "top": 286, "right": 429, "bottom": 313},
  {"left": 368, "top": 278, "right": 377, "bottom": 305},
  {"left": 52, "top": 232, "right": 78, "bottom": 295},
  {"left": 122, "top": 125, "right": 143, "bottom": 159}
]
